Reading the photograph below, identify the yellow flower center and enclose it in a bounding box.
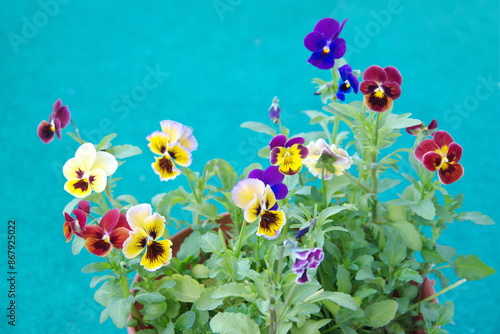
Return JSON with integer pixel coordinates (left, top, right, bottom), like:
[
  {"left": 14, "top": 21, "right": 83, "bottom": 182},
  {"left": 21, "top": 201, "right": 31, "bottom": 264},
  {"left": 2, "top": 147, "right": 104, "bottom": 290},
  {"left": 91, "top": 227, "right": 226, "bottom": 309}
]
[
  {"left": 344, "top": 80, "right": 350, "bottom": 88},
  {"left": 322, "top": 46, "right": 330, "bottom": 54},
  {"left": 103, "top": 235, "right": 110, "bottom": 243},
  {"left": 374, "top": 87, "right": 385, "bottom": 98},
  {"left": 50, "top": 120, "right": 56, "bottom": 132}
]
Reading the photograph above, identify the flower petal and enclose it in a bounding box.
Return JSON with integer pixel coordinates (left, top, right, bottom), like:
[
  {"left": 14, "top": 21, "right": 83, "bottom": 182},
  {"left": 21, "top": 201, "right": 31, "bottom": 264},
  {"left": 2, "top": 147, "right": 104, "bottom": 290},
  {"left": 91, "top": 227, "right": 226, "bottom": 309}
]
[
  {"left": 231, "top": 178, "right": 265, "bottom": 209},
  {"left": 256, "top": 210, "right": 286, "bottom": 240},
  {"left": 384, "top": 66, "right": 403, "bottom": 86},
  {"left": 88, "top": 168, "right": 109, "bottom": 193},
  {"left": 359, "top": 80, "right": 379, "bottom": 95},
  {"left": 168, "top": 144, "right": 192, "bottom": 167},
  {"left": 77, "top": 200, "right": 91, "bottom": 214},
  {"left": 285, "top": 136, "right": 305, "bottom": 147},
  {"left": 244, "top": 197, "right": 261, "bottom": 223},
  {"left": 364, "top": 93, "right": 393, "bottom": 113},
  {"left": 64, "top": 179, "right": 92, "bottom": 198},
  {"left": 63, "top": 156, "right": 85, "bottom": 181},
  {"left": 100, "top": 208, "right": 121, "bottom": 233},
  {"left": 262, "top": 165, "right": 284, "bottom": 185},
  {"left": 270, "top": 135, "right": 287, "bottom": 149},
  {"left": 140, "top": 239, "right": 173, "bottom": 271},
  {"left": 152, "top": 156, "right": 181, "bottom": 181},
  {"left": 381, "top": 82, "right": 401, "bottom": 100},
  {"left": 248, "top": 168, "right": 264, "bottom": 180},
  {"left": 274, "top": 145, "right": 305, "bottom": 175},
  {"left": 53, "top": 100, "right": 71, "bottom": 128},
  {"left": 331, "top": 38, "right": 346, "bottom": 58},
  {"left": 143, "top": 213, "right": 166, "bottom": 240},
  {"left": 433, "top": 131, "right": 454, "bottom": 149},
  {"left": 81, "top": 225, "right": 104, "bottom": 240},
  {"left": 75, "top": 143, "right": 97, "bottom": 173},
  {"left": 271, "top": 183, "right": 288, "bottom": 200},
  {"left": 147, "top": 131, "right": 170, "bottom": 155},
  {"left": 93, "top": 151, "right": 118, "bottom": 176},
  {"left": 84, "top": 237, "right": 112, "bottom": 256},
  {"left": 363, "top": 65, "right": 387, "bottom": 83},
  {"left": 115, "top": 213, "right": 131, "bottom": 230},
  {"left": 37, "top": 120, "right": 55, "bottom": 143},
  {"left": 304, "top": 31, "right": 326, "bottom": 52},
  {"left": 314, "top": 18, "right": 340, "bottom": 40},
  {"left": 72, "top": 208, "right": 88, "bottom": 230},
  {"left": 307, "top": 51, "right": 335, "bottom": 70},
  {"left": 159, "top": 120, "right": 185, "bottom": 144},
  {"left": 421, "top": 151, "right": 442, "bottom": 172},
  {"left": 438, "top": 163, "right": 464, "bottom": 185},
  {"left": 415, "top": 139, "right": 439, "bottom": 162},
  {"left": 63, "top": 221, "right": 73, "bottom": 242},
  {"left": 109, "top": 227, "right": 131, "bottom": 249},
  {"left": 263, "top": 185, "right": 277, "bottom": 210},
  {"left": 122, "top": 227, "right": 148, "bottom": 259},
  {"left": 447, "top": 142, "right": 463, "bottom": 163},
  {"left": 126, "top": 204, "right": 152, "bottom": 230}
]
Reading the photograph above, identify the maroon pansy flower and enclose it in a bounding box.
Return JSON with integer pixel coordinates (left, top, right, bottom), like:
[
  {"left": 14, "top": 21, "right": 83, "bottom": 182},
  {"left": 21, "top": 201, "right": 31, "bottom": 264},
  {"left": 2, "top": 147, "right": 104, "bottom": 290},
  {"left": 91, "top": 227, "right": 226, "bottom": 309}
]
[
  {"left": 63, "top": 200, "right": 91, "bottom": 242},
  {"left": 81, "top": 209, "right": 132, "bottom": 256},
  {"left": 269, "top": 135, "right": 309, "bottom": 175},
  {"left": 37, "top": 99, "right": 71, "bottom": 143},
  {"left": 292, "top": 247, "right": 325, "bottom": 284},
  {"left": 304, "top": 18, "right": 348, "bottom": 70},
  {"left": 414, "top": 130, "right": 464, "bottom": 185},
  {"left": 406, "top": 119, "right": 438, "bottom": 136},
  {"left": 360, "top": 65, "right": 402, "bottom": 112}
]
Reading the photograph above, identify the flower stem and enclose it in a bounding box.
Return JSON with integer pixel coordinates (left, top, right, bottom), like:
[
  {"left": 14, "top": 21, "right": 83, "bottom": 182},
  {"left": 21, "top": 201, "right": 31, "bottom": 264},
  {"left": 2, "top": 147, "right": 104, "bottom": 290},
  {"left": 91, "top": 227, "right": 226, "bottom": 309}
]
[
  {"left": 332, "top": 116, "right": 340, "bottom": 144},
  {"left": 235, "top": 219, "right": 247, "bottom": 258},
  {"left": 321, "top": 168, "right": 327, "bottom": 209},
  {"left": 371, "top": 112, "right": 380, "bottom": 223},
  {"left": 70, "top": 119, "right": 85, "bottom": 144},
  {"left": 343, "top": 171, "right": 371, "bottom": 193}
]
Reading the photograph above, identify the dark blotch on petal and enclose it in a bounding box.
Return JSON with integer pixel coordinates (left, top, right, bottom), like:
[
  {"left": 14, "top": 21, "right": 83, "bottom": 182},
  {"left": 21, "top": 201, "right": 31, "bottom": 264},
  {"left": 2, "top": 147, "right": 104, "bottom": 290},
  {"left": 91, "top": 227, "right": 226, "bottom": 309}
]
[
  {"left": 438, "top": 163, "right": 464, "bottom": 185},
  {"left": 37, "top": 120, "right": 55, "bottom": 143},
  {"left": 365, "top": 93, "right": 392, "bottom": 112}
]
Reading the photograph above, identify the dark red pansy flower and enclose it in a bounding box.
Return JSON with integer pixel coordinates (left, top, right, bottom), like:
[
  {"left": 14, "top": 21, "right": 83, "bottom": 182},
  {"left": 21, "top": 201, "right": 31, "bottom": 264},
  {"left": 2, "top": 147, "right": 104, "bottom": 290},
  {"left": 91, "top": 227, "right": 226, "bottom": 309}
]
[
  {"left": 414, "top": 130, "right": 464, "bottom": 185},
  {"left": 63, "top": 200, "right": 90, "bottom": 242},
  {"left": 37, "top": 99, "right": 71, "bottom": 143},
  {"left": 360, "top": 65, "right": 402, "bottom": 112}
]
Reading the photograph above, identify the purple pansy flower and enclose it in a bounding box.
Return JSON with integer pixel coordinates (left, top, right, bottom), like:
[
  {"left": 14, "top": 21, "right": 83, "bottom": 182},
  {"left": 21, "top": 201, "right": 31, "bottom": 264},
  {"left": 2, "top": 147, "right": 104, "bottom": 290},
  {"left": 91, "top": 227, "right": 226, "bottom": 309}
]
[
  {"left": 270, "top": 135, "right": 309, "bottom": 175},
  {"left": 296, "top": 218, "right": 317, "bottom": 239},
  {"left": 336, "top": 64, "right": 359, "bottom": 101},
  {"left": 304, "top": 18, "right": 348, "bottom": 70},
  {"left": 248, "top": 166, "right": 288, "bottom": 208},
  {"left": 292, "top": 247, "right": 325, "bottom": 284},
  {"left": 268, "top": 97, "right": 281, "bottom": 124},
  {"left": 37, "top": 99, "right": 71, "bottom": 143},
  {"left": 406, "top": 119, "right": 438, "bottom": 136}
]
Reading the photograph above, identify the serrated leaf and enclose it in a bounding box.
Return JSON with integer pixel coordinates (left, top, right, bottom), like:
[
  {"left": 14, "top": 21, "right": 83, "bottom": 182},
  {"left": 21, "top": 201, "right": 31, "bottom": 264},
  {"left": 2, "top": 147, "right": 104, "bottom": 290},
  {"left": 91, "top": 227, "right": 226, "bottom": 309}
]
[
  {"left": 411, "top": 197, "right": 435, "bottom": 220},
  {"left": 458, "top": 211, "right": 495, "bottom": 225},
  {"left": 380, "top": 227, "right": 406, "bottom": 267},
  {"left": 94, "top": 281, "right": 125, "bottom": 307},
  {"left": 210, "top": 312, "right": 261, "bottom": 334},
  {"left": 453, "top": 254, "right": 495, "bottom": 280},
  {"left": 383, "top": 115, "right": 421, "bottom": 130},
  {"left": 240, "top": 121, "right": 276, "bottom": 137},
  {"left": 364, "top": 300, "right": 398, "bottom": 328},
  {"left": 108, "top": 144, "right": 142, "bottom": 159}
]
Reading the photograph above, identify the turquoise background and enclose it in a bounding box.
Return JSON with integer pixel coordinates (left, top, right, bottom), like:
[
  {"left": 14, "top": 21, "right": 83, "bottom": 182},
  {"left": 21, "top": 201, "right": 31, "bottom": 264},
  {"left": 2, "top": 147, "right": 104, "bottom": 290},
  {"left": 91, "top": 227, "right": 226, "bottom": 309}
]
[{"left": 1, "top": 1, "right": 499, "bottom": 333}]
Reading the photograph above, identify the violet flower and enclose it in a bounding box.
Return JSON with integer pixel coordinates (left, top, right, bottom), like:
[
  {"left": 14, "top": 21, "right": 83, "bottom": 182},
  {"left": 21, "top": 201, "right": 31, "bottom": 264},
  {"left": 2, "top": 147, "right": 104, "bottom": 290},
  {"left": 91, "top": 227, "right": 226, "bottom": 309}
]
[
  {"left": 268, "top": 97, "right": 281, "bottom": 124},
  {"left": 248, "top": 166, "right": 288, "bottom": 207},
  {"left": 304, "top": 18, "right": 348, "bottom": 70},
  {"left": 37, "top": 99, "right": 71, "bottom": 143},
  {"left": 292, "top": 247, "right": 325, "bottom": 284},
  {"left": 336, "top": 64, "right": 359, "bottom": 101}
]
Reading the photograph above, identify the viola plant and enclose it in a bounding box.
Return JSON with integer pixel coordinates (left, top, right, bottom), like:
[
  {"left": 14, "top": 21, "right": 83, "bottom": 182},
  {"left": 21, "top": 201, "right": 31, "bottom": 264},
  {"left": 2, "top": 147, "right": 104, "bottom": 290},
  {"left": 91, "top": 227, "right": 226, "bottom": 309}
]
[{"left": 40, "top": 15, "right": 495, "bottom": 334}]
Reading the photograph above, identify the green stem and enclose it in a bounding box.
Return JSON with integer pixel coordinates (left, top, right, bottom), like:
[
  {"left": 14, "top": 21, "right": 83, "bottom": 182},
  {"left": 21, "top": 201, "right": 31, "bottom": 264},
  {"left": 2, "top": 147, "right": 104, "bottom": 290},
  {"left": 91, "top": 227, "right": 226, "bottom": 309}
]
[
  {"left": 343, "top": 171, "right": 371, "bottom": 193},
  {"left": 371, "top": 112, "right": 380, "bottom": 223},
  {"left": 321, "top": 168, "right": 327, "bottom": 209},
  {"left": 332, "top": 116, "right": 340, "bottom": 144},
  {"left": 99, "top": 192, "right": 110, "bottom": 212},
  {"left": 277, "top": 284, "right": 297, "bottom": 321},
  {"left": 70, "top": 119, "right": 85, "bottom": 144},
  {"left": 276, "top": 245, "right": 285, "bottom": 282},
  {"left": 184, "top": 168, "right": 201, "bottom": 225},
  {"left": 235, "top": 220, "right": 247, "bottom": 258},
  {"left": 432, "top": 264, "right": 452, "bottom": 271},
  {"left": 407, "top": 279, "right": 467, "bottom": 312}
]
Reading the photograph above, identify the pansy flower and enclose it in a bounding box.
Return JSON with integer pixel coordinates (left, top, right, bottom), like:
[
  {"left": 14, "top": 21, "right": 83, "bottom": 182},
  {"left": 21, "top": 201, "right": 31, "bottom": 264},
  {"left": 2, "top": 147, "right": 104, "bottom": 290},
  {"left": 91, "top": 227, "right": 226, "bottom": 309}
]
[
  {"left": 414, "top": 130, "right": 464, "bottom": 185},
  {"left": 37, "top": 99, "right": 71, "bottom": 143},
  {"left": 63, "top": 200, "right": 90, "bottom": 242},
  {"left": 292, "top": 247, "right": 325, "bottom": 284},
  {"left": 296, "top": 218, "right": 317, "bottom": 239},
  {"left": 336, "top": 64, "right": 359, "bottom": 101},
  {"left": 303, "top": 139, "right": 352, "bottom": 179},
  {"left": 248, "top": 166, "right": 288, "bottom": 202},
  {"left": 360, "top": 65, "right": 402, "bottom": 112},
  {"left": 406, "top": 119, "right": 438, "bottom": 136},
  {"left": 231, "top": 178, "right": 286, "bottom": 240},
  {"left": 270, "top": 135, "right": 309, "bottom": 175},
  {"left": 63, "top": 143, "right": 118, "bottom": 198},
  {"left": 147, "top": 120, "right": 198, "bottom": 181},
  {"left": 268, "top": 97, "right": 281, "bottom": 124},
  {"left": 123, "top": 204, "right": 173, "bottom": 271},
  {"left": 81, "top": 209, "right": 131, "bottom": 257},
  {"left": 304, "top": 18, "right": 348, "bottom": 70}
]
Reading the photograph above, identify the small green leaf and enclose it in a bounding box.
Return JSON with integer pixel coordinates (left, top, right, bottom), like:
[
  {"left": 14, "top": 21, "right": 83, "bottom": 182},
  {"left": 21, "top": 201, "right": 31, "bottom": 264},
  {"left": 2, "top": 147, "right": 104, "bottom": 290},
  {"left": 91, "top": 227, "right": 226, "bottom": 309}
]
[
  {"left": 453, "top": 254, "right": 495, "bottom": 280},
  {"left": 175, "top": 311, "right": 196, "bottom": 330},
  {"left": 183, "top": 202, "right": 219, "bottom": 219},
  {"left": 94, "top": 281, "right": 125, "bottom": 307},
  {"left": 165, "top": 274, "right": 204, "bottom": 302},
  {"left": 107, "top": 295, "right": 135, "bottom": 328},
  {"left": 380, "top": 227, "right": 406, "bottom": 267},
  {"left": 395, "top": 268, "right": 423, "bottom": 283},
  {"left": 392, "top": 221, "right": 422, "bottom": 251},
  {"left": 212, "top": 283, "right": 256, "bottom": 302},
  {"left": 336, "top": 265, "right": 352, "bottom": 294},
  {"left": 71, "top": 236, "right": 85, "bottom": 255},
  {"left": 90, "top": 275, "right": 114, "bottom": 288},
  {"left": 177, "top": 231, "right": 201, "bottom": 261},
  {"left": 195, "top": 286, "right": 223, "bottom": 311},
  {"left": 81, "top": 262, "right": 111, "bottom": 274},
  {"left": 364, "top": 300, "right": 398, "bottom": 328},
  {"left": 383, "top": 114, "right": 421, "bottom": 130},
  {"left": 107, "top": 144, "right": 142, "bottom": 159},
  {"left": 458, "top": 211, "right": 495, "bottom": 225},
  {"left": 135, "top": 292, "right": 166, "bottom": 304},
  {"left": 210, "top": 312, "right": 261, "bottom": 334},
  {"left": 240, "top": 121, "right": 276, "bottom": 137},
  {"left": 436, "top": 300, "right": 455, "bottom": 326},
  {"left": 115, "top": 194, "right": 139, "bottom": 206},
  {"left": 199, "top": 231, "right": 225, "bottom": 253},
  {"left": 96, "top": 133, "right": 117, "bottom": 150},
  {"left": 411, "top": 197, "right": 435, "bottom": 220},
  {"left": 291, "top": 319, "right": 331, "bottom": 334},
  {"left": 143, "top": 302, "right": 167, "bottom": 321}
]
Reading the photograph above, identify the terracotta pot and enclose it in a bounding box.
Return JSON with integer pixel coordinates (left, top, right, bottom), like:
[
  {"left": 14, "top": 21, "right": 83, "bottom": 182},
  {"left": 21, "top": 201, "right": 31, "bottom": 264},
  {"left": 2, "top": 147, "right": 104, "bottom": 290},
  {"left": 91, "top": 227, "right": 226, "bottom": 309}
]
[{"left": 126, "top": 213, "right": 233, "bottom": 334}]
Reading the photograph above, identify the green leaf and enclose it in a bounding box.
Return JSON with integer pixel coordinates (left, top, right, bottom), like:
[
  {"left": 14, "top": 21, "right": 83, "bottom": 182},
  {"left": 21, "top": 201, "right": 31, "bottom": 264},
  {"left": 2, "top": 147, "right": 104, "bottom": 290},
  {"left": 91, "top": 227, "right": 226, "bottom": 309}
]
[
  {"left": 199, "top": 231, "right": 225, "bottom": 253},
  {"left": 392, "top": 221, "right": 422, "bottom": 251},
  {"left": 142, "top": 301, "right": 167, "bottom": 321},
  {"left": 318, "top": 205, "right": 351, "bottom": 222},
  {"left": 135, "top": 292, "right": 166, "bottom": 304},
  {"left": 107, "top": 295, "right": 135, "bottom": 328},
  {"left": 71, "top": 236, "right": 85, "bottom": 255},
  {"left": 94, "top": 281, "right": 125, "bottom": 307},
  {"left": 364, "top": 300, "right": 398, "bottom": 328},
  {"left": 383, "top": 114, "right": 421, "bottom": 130},
  {"left": 183, "top": 202, "right": 219, "bottom": 219},
  {"left": 355, "top": 264, "right": 375, "bottom": 280},
  {"left": 212, "top": 283, "right": 256, "bottom": 302},
  {"left": 194, "top": 286, "right": 223, "bottom": 311},
  {"left": 175, "top": 311, "right": 196, "bottom": 330},
  {"left": 395, "top": 268, "right": 423, "bottom": 283},
  {"left": 115, "top": 194, "right": 139, "bottom": 206},
  {"left": 336, "top": 265, "right": 352, "bottom": 294},
  {"left": 81, "top": 262, "right": 111, "bottom": 274},
  {"left": 210, "top": 312, "right": 261, "bottom": 334},
  {"left": 305, "top": 291, "right": 357, "bottom": 311},
  {"left": 90, "top": 275, "right": 114, "bottom": 288},
  {"left": 165, "top": 274, "right": 204, "bottom": 302},
  {"left": 96, "top": 133, "right": 117, "bottom": 150},
  {"left": 240, "top": 121, "right": 276, "bottom": 137},
  {"left": 411, "top": 197, "right": 435, "bottom": 220},
  {"left": 380, "top": 227, "right": 406, "bottom": 267},
  {"left": 107, "top": 144, "right": 142, "bottom": 159},
  {"left": 291, "top": 319, "right": 331, "bottom": 334},
  {"left": 177, "top": 231, "right": 201, "bottom": 261},
  {"left": 453, "top": 254, "right": 495, "bottom": 280},
  {"left": 458, "top": 211, "right": 495, "bottom": 225},
  {"left": 436, "top": 301, "right": 455, "bottom": 326}
]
